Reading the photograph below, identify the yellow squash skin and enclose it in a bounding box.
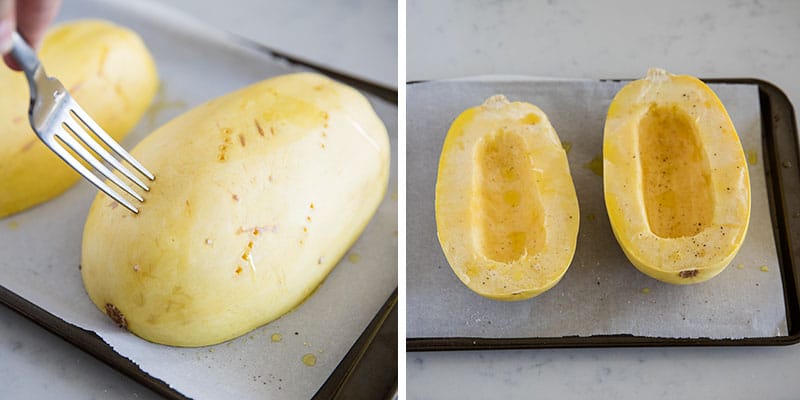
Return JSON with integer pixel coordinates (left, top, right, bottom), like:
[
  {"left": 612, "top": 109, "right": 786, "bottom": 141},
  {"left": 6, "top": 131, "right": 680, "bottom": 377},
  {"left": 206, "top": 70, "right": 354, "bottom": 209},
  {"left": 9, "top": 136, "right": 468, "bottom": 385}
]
[
  {"left": 81, "top": 73, "right": 390, "bottom": 347},
  {"left": 435, "top": 95, "right": 579, "bottom": 301},
  {"left": 0, "top": 20, "right": 158, "bottom": 217},
  {"left": 603, "top": 68, "right": 750, "bottom": 284}
]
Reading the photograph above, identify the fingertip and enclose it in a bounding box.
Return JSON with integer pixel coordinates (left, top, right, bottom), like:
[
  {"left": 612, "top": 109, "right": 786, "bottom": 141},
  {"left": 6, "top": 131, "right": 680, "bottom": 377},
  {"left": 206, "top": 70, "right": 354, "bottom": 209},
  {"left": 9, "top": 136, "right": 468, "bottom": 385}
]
[
  {"left": 16, "top": 0, "right": 60, "bottom": 52},
  {"left": 0, "top": 20, "right": 13, "bottom": 56},
  {"left": 0, "top": 0, "right": 12, "bottom": 54},
  {"left": 3, "top": 52, "right": 21, "bottom": 70}
]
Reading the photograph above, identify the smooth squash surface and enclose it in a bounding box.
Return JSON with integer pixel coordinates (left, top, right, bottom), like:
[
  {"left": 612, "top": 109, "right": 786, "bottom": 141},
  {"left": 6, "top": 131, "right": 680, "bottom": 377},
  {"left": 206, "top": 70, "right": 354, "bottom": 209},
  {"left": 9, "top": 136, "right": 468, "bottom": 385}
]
[
  {"left": 436, "top": 95, "right": 579, "bottom": 300},
  {"left": 81, "top": 73, "right": 390, "bottom": 346},
  {"left": 0, "top": 20, "right": 158, "bottom": 217},
  {"left": 603, "top": 68, "right": 750, "bottom": 284}
]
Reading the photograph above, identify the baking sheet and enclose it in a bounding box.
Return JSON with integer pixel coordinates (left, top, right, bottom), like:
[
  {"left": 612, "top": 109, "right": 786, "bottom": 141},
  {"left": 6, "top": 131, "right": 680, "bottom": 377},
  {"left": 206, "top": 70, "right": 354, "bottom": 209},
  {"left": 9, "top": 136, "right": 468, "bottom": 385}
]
[
  {"left": 0, "top": 1, "right": 397, "bottom": 399},
  {"left": 407, "top": 78, "right": 786, "bottom": 340}
]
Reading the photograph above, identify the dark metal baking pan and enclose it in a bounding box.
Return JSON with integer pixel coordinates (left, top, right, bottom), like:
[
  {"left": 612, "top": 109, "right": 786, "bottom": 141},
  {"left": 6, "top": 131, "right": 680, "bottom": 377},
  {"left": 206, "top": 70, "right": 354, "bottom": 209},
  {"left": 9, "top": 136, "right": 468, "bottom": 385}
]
[{"left": 406, "top": 78, "right": 800, "bottom": 351}]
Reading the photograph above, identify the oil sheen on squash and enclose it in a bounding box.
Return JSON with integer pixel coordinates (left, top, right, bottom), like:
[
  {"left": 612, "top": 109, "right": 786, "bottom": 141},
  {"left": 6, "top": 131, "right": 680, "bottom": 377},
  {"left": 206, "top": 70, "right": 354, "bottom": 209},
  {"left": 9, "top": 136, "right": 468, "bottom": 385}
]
[
  {"left": 474, "top": 129, "right": 545, "bottom": 263},
  {"left": 638, "top": 104, "right": 713, "bottom": 238},
  {"left": 81, "top": 73, "right": 390, "bottom": 346},
  {"left": 603, "top": 68, "right": 750, "bottom": 285},
  {"left": 436, "top": 95, "right": 579, "bottom": 301}
]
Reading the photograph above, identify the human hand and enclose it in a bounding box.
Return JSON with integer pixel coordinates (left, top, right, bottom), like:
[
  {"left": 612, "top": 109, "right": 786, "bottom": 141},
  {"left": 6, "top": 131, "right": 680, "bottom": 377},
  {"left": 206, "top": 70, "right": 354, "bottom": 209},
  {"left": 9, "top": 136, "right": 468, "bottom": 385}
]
[{"left": 0, "top": 0, "right": 62, "bottom": 70}]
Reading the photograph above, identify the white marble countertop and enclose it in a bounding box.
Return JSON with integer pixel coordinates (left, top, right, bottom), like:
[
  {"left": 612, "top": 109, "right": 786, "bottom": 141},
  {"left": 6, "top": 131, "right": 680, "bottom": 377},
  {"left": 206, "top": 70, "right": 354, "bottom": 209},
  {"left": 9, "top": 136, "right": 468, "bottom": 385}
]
[
  {"left": 406, "top": 0, "right": 800, "bottom": 399},
  {"left": 0, "top": 1, "right": 395, "bottom": 399}
]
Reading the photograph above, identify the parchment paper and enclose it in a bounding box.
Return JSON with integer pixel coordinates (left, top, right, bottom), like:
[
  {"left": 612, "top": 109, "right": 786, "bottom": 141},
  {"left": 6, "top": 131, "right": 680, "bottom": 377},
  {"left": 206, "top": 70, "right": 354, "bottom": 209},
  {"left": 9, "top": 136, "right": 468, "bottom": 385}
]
[
  {"left": 0, "top": 1, "right": 397, "bottom": 399},
  {"left": 407, "top": 78, "right": 786, "bottom": 340}
]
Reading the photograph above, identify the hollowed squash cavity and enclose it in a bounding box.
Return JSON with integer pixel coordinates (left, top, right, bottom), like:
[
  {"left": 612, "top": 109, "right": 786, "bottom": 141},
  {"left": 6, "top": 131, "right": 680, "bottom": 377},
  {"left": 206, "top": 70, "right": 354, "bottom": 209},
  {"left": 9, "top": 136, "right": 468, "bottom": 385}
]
[
  {"left": 638, "top": 104, "right": 714, "bottom": 238},
  {"left": 473, "top": 129, "right": 545, "bottom": 263},
  {"left": 603, "top": 68, "right": 750, "bottom": 284},
  {"left": 436, "top": 95, "right": 578, "bottom": 300}
]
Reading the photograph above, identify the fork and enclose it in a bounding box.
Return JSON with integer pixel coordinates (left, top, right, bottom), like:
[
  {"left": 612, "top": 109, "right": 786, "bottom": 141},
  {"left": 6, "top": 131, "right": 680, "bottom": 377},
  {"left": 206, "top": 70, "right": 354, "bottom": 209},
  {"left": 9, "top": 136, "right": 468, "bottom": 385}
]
[{"left": 9, "top": 32, "right": 154, "bottom": 214}]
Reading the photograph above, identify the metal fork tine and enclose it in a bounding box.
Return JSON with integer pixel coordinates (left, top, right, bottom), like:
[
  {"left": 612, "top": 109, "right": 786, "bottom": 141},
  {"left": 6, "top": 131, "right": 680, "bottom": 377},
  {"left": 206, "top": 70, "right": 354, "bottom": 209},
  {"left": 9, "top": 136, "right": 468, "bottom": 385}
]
[
  {"left": 69, "top": 101, "right": 155, "bottom": 182},
  {"left": 44, "top": 137, "right": 139, "bottom": 214},
  {"left": 11, "top": 31, "right": 151, "bottom": 213},
  {"left": 56, "top": 127, "right": 145, "bottom": 202},
  {"left": 64, "top": 117, "right": 150, "bottom": 192}
]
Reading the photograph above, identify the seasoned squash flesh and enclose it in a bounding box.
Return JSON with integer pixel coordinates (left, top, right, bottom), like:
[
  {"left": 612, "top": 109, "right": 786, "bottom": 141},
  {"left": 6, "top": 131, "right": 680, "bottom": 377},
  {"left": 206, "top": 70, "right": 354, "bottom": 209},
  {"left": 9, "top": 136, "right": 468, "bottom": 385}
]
[
  {"left": 474, "top": 130, "right": 546, "bottom": 263},
  {"left": 639, "top": 104, "right": 714, "bottom": 238},
  {"left": 436, "top": 95, "right": 579, "bottom": 300},
  {"left": 603, "top": 68, "right": 750, "bottom": 284}
]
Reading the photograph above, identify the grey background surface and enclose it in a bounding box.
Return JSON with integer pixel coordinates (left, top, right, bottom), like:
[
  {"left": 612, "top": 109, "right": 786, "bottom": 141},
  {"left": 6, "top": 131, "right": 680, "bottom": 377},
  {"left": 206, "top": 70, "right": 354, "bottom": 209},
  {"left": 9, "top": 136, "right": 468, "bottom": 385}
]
[
  {"left": 407, "top": 1, "right": 800, "bottom": 399},
  {"left": 166, "top": 0, "right": 397, "bottom": 89}
]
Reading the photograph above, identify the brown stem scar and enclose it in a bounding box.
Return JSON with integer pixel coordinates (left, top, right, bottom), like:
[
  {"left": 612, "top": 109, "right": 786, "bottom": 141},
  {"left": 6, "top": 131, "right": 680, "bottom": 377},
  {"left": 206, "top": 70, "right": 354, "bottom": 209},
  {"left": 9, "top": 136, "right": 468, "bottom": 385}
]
[
  {"left": 679, "top": 269, "right": 699, "bottom": 278},
  {"left": 105, "top": 303, "right": 128, "bottom": 329}
]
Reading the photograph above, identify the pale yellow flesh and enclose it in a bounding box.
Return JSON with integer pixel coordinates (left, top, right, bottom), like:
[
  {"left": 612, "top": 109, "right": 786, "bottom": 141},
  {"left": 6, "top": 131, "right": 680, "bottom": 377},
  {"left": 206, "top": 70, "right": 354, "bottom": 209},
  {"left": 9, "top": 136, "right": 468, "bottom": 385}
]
[
  {"left": 639, "top": 104, "right": 714, "bottom": 238},
  {"left": 81, "top": 73, "right": 390, "bottom": 346},
  {"left": 0, "top": 20, "right": 158, "bottom": 217},
  {"left": 436, "top": 95, "right": 579, "bottom": 301},
  {"left": 603, "top": 68, "right": 750, "bottom": 284},
  {"left": 474, "top": 130, "right": 545, "bottom": 263}
]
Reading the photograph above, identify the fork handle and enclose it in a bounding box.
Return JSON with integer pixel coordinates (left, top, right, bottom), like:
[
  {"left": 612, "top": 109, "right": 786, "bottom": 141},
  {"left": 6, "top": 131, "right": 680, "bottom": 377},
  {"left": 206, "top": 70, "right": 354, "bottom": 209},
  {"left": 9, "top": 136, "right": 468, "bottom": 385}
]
[{"left": 9, "top": 32, "right": 40, "bottom": 77}]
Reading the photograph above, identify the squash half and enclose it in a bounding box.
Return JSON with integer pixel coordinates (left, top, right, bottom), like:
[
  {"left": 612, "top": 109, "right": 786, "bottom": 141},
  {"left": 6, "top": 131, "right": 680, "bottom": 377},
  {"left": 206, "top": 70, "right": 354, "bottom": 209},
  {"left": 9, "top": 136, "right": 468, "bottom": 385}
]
[
  {"left": 435, "top": 95, "right": 579, "bottom": 300},
  {"left": 603, "top": 68, "right": 750, "bottom": 284},
  {"left": 81, "top": 73, "right": 390, "bottom": 346}
]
